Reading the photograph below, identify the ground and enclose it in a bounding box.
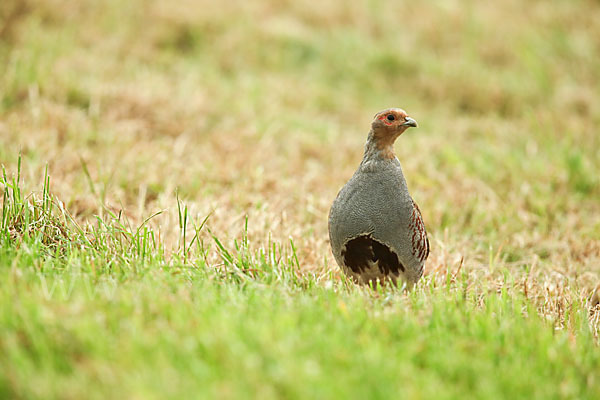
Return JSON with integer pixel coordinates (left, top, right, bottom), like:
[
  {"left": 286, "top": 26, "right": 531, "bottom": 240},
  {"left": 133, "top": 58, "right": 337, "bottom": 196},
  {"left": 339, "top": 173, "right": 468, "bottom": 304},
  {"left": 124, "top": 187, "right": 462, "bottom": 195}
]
[{"left": 1, "top": 0, "right": 600, "bottom": 398}]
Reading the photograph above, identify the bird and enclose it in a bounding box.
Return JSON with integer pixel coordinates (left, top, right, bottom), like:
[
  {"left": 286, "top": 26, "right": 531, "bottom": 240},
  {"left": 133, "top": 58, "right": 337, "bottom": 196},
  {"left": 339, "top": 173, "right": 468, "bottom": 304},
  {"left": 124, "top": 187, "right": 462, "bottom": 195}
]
[{"left": 328, "top": 108, "right": 429, "bottom": 287}]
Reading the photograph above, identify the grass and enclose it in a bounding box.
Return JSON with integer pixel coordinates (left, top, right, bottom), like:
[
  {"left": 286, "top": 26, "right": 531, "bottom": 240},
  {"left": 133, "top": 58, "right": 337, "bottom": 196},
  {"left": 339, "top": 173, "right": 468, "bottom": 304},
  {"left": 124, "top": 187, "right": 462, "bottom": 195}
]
[{"left": 1, "top": 0, "right": 600, "bottom": 398}]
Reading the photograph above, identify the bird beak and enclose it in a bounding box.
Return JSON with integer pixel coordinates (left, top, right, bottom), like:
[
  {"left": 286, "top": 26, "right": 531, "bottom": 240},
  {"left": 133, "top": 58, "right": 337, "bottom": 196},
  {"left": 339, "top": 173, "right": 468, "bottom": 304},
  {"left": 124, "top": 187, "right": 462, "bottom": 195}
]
[{"left": 402, "top": 117, "right": 418, "bottom": 128}]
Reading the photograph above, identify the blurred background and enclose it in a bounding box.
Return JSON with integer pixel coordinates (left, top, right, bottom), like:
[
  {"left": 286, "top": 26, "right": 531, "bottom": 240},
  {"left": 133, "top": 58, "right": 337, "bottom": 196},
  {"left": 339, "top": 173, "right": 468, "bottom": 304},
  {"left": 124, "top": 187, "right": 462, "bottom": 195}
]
[{"left": 1, "top": 0, "right": 599, "bottom": 277}]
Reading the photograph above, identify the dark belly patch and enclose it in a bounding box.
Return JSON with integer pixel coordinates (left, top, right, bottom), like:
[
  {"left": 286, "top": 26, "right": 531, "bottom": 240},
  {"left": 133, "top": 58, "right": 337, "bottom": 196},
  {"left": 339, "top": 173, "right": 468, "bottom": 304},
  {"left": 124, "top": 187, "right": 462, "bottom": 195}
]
[{"left": 341, "top": 235, "right": 405, "bottom": 276}]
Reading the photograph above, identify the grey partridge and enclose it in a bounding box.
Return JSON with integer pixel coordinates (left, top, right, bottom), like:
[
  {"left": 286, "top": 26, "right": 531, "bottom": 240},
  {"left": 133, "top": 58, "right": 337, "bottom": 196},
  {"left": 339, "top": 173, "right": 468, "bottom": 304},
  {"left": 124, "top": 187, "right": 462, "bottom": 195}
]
[{"left": 328, "top": 108, "right": 429, "bottom": 286}]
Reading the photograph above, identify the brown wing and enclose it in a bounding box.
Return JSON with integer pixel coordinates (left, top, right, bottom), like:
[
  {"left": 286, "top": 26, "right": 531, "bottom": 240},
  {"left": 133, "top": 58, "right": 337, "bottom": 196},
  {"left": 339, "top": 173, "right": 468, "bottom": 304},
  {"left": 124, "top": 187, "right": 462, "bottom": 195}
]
[{"left": 409, "top": 200, "right": 429, "bottom": 263}]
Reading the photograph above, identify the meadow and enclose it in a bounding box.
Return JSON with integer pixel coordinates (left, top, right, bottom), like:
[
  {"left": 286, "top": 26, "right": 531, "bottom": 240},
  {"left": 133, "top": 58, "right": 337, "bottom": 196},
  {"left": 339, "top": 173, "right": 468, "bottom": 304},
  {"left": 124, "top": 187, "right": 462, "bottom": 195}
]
[{"left": 1, "top": 0, "right": 600, "bottom": 398}]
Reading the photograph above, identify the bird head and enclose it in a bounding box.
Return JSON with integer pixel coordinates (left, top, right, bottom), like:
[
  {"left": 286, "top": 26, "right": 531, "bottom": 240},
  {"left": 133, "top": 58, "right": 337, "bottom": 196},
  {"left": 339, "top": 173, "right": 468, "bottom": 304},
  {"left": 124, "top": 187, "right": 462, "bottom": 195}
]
[
  {"left": 371, "top": 108, "right": 418, "bottom": 135},
  {"left": 368, "top": 108, "right": 418, "bottom": 158}
]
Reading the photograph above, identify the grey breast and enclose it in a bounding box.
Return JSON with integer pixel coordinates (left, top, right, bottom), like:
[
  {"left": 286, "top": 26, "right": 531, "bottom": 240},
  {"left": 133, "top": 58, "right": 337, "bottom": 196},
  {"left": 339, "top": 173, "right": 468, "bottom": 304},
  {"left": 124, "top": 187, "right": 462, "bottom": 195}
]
[{"left": 328, "top": 158, "right": 417, "bottom": 274}]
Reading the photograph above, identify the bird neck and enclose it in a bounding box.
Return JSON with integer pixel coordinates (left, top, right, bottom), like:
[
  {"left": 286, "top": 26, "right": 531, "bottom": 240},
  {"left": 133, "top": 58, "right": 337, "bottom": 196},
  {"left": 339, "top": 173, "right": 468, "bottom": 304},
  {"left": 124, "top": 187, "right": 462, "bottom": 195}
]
[{"left": 362, "top": 130, "right": 397, "bottom": 162}]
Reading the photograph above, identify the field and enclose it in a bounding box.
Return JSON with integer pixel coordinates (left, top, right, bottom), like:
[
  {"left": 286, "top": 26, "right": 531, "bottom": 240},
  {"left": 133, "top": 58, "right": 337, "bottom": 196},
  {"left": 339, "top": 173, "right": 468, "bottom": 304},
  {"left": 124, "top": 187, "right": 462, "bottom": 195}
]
[{"left": 1, "top": 0, "right": 600, "bottom": 398}]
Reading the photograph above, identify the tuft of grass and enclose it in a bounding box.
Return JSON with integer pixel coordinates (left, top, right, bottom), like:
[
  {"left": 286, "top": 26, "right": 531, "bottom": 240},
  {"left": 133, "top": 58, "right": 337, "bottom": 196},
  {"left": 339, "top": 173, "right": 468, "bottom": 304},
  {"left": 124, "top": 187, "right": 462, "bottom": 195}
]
[{"left": 1, "top": 158, "right": 72, "bottom": 257}]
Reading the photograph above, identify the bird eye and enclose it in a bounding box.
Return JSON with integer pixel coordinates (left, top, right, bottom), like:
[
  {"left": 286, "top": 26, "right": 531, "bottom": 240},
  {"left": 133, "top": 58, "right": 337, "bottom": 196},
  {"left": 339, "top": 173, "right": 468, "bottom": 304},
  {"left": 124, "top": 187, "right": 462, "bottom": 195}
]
[{"left": 386, "top": 114, "right": 395, "bottom": 121}]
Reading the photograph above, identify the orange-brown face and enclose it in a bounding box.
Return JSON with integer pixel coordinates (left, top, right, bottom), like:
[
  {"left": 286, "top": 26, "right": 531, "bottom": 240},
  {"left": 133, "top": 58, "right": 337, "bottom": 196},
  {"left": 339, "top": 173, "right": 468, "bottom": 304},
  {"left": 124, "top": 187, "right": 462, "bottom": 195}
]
[{"left": 371, "top": 108, "right": 418, "bottom": 134}]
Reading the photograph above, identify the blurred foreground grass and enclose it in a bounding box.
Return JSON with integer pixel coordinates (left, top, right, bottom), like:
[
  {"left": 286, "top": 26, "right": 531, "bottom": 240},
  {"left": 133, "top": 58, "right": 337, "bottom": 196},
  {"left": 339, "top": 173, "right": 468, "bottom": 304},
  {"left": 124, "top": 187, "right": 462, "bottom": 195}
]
[{"left": 1, "top": 0, "right": 600, "bottom": 398}]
